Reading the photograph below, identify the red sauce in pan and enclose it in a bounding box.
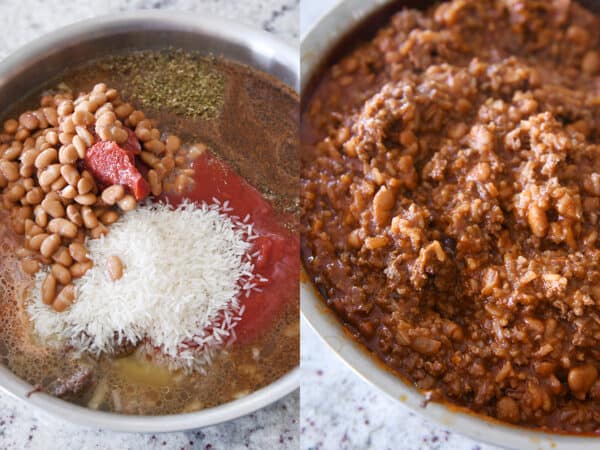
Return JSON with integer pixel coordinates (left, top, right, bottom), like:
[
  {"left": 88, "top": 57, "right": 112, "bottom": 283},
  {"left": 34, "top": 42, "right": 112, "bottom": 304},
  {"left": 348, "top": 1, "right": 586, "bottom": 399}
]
[{"left": 165, "top": 151, "right": 299, "bottom": 344}]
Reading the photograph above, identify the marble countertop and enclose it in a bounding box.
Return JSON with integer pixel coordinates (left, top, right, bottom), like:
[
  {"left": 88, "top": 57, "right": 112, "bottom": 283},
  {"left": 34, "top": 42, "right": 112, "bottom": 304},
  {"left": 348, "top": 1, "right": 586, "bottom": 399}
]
[
  {"left": 299, "top": 1, "right": 503, "bottom": 449},
  {"left": 0, "top": 1, "right": 298, "bottom": 450},
  {"left": 0, "top": 0, "right": 298, "bottom": 61}
]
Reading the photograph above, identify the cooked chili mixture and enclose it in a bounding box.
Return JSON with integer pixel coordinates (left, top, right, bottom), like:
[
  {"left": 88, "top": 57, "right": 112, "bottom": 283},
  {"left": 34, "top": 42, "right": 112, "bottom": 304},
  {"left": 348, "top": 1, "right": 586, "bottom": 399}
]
[{"left": 302, "top": 0, "right": 600, "bottom": 432}]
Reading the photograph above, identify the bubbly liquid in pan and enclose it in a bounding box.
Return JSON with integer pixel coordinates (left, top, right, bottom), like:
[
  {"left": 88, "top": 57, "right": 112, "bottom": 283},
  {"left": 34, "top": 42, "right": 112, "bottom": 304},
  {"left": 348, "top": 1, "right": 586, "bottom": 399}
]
[{"left": 0, "top": 51, "right": 299, "bottom": 414}]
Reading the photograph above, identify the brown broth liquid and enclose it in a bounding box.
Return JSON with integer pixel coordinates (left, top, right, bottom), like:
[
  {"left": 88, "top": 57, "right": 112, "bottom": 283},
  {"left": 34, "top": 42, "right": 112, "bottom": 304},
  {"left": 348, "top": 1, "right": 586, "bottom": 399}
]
[{"left": 0, "top": 51, "right": 299, "bottom": 415}]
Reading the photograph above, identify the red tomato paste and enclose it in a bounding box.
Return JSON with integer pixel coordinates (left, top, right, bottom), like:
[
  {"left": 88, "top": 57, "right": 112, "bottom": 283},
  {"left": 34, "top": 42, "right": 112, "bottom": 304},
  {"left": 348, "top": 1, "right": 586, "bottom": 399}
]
[{"left": 85, "top": 140, "right": 150, "bottom": 200}]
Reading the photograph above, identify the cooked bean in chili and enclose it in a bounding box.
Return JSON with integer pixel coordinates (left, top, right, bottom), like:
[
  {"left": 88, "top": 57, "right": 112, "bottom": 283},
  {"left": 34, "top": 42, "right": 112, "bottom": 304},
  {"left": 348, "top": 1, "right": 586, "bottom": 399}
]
[{"left": 302, "top": 0, "right": 600, "bottom": 433}]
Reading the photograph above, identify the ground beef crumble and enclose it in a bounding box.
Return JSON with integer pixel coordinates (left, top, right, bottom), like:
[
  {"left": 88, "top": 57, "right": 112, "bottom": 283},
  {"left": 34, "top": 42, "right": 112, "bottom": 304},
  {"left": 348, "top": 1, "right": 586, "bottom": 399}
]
[{"left": 301, "top": 0, "right": 600, "bottom": 432}]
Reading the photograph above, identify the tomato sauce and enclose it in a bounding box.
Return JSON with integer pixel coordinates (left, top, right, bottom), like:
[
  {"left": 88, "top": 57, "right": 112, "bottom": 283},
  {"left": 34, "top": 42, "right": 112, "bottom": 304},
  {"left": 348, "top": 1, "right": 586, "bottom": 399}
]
[{"left": 164, "top": 151, "right": 299, "bottom": 344}]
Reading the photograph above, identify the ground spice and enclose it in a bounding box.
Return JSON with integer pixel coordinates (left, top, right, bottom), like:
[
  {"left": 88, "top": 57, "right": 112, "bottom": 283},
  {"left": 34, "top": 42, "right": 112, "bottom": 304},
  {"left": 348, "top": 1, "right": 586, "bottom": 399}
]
[{"left": 100, "top": 49, "right": 225, "bottom": 119}]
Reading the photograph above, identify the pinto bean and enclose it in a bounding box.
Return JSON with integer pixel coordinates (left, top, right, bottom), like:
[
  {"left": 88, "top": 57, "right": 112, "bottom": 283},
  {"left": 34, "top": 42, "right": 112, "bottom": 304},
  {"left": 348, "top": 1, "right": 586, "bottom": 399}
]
[
  {"left": 24, "top": 219, "right": 42, "bottom": 237},
  {"left": 148, "top": 170, "right": 162, "bottom": 196},
  {"left": 89, "top": 92, "right": 107, "bottom": 110},
  {"left": 60, "top": 185, "right": 78, "bottom": 201},
  {"left": 22, "top": 259, "right": 40, "bottom": 275},
  {"left": 50, "top": 176, "right": 67, "bottom": 192},
  {"left": 568, "top": 365, "right": 598, "bottom": 399},
  {"left": 20, "top": 148, "right": 39, "bottom": 168},
  {"left": 582, "top": 50, "right": 600, "bottom": 75},
  {"left": 71, "top": 260, "right": 93, "bottom": 278},
  {"left": 14, "top": 128, "right": 29, "bottom": 141},
  {"left": 25, "top": 187, "right": 44, "bottom": 205},
  {"left": 127, "top": 110, "right": 145, "bottom": 127},
  {"left": 373, "top": 186, "right": 394, "bottom": 225},
  {"left": 38, "top": 164, "right": 61, "bottom": 187},
  {"left": 52, "top": 246, "right": 73, "bottom": 267},
  {"left": 117, "top": 195, "right": 136, "bottom": 212},
  {"left": 100, "top": 210, "right": 119, "bottom": 225},
  {"left": 60, "top": 164, "right": 80, "bottom": 186},
  {"left": 19, "top": 112, "right": 39, "bottom": 131},
  {"left": 144, "top": 139, "right": 165, "bottom": 155},
  {"left": 149, "top": 129, "right": 160, "bottom": 141},
  {"left": 174, "top": 174, "right": 190, "bottom": 193},
  {"left": 114, "top": 103, "right": 134, "bottom": 119},
  {"left": 19, "top": 164, "right": 35, "bottom": 178},
  {"left": 528, "top": 205, "right": 548, "bottom": 238},
  {"left": 15, "top": 205, "right": 32, "bottom": 221},
  {"left": 41, "top": 274, "right": 57, "bottom": 305},
  {"left": 165, "top": 135, "right": 181, "bottom": 153},
  {"left": 5, "top": 184, "right": 25, "bottom": 202},
  {"left": 77, "top": 177, "right": 94, "bottom": 195},
  {"left": 92, "top": 82, "right": 107, "bottom": 93},
  {"left": 72, "top": 109, "right": 94, "bottom": 127},
  {"left": 496, "top": 397, "right": 520, "bottom": 423},
  {"left": 69, "top": 243, "right": 89, "bottom": 263},
  {"left": 51, "top": 263, "right": 72, "bottom": 285},
  {"left": 188, "top": 144, "right": 207, "bottom": 161},
  {"left": 21, "top": 177, "right": 35, "bottom": 191},
  {"left": 58, "top": 132, "right": 74, "bottom": 145},
  {"left": 64, "top": 204, "right": 82, "bottom": 227},
  {"left": 41, "top": 197, "right": 65, "bottom": 218},
  {"left": 140, "top": 151, "right": 159, "bottom": 168},
  {"left": 81, "top": 206, "right": 98, "bottom": 229},
  {"left": 57, "top": 101, "right": 74, "bottom": 118},
  {"left": 75, "top": 126, "right": 94, "bottom": 147},
  {"left": 34, "top": 206, "right": 48, "bottom": 228},
  {"left": 72, "top": 135, "right": 87, "bottom": 159},
  {"left": 161, "top": 154, "right": 175, "bottom": 172},
  {"left": 364, "top": 235, "right": 389, "bottom": 250},
  {"left": 91, "top": 223, "right": 108, "bottom": 239},
  {"left": 75, "top": 193, "right": 97, "bottom": 206},
  {"left": 42, "top": 107, "right": 58, "bottom": 127},
  {"left": 34, "top": 148, "right": 58, "bottom": 170},
  {"left": 95, "top": 111, "right": 116, "bottom": 127},
  {"left": 105, "top": 88, "right": 118, "bottom": 101},
  {"left": 59, "top": 144, "right": 79, "bottom": 164},
  {"left": 0, "top": 160, "right": 19, "bottom": 181},
  {"left": 40, "top": 233, "right": 61, "bottom": 258},
  {"left": 11, "top": 215, "right": 26, "bottom": 235},
  {"left": 134, "top": 124, "right": 151, "bottom": 142},
  {"left": 15, "top": 248, "right": 35, "bottom": 259},
  {"left": 52, "top": 284, "right": 75, "bottom": 312},
  {"left": 2, "top": 144, "right": 23, "bottom": 161},
  {"left": 100, "top": 185, "right": 125, "bottom": 205},
  {"left": 107, "top": 255, "right": 124, "bottom": 281},
  {"left": 28, "top": 233, "right": 49, "bottom": 251},
  {"left": 410, "top": 336, "right": 442, "bottom": 355},
  {"left": 47, "top": 218, "right": 78, "bottom": 239},
  {"left": 3, "top": 119, "right": 18, "bottom": 134}
]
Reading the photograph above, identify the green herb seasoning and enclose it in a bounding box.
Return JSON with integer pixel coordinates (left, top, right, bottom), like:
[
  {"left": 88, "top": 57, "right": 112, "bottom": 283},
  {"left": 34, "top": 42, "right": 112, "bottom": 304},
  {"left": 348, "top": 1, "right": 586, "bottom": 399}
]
[{"left": 100, "top": 49, "right": 225, "bottom": 119}]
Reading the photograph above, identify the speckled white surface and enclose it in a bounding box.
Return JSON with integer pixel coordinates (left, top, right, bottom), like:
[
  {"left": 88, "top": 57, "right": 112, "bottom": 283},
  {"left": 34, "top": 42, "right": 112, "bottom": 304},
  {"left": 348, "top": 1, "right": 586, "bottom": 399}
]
[
  {"left": 299, "top": 1, "right": 503, "bottom": 449},
  {"left": 0, "top": 0, "right": 299, "bottom": 61},
  {"left": 0, "top": 1, "right": 298, "bottom": 449}
]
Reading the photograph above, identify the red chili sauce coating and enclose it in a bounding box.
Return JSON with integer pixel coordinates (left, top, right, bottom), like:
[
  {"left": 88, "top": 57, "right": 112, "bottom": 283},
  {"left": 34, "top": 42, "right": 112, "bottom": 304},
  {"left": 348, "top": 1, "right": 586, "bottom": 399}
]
[{"left": 165, "top": 152, "right": 299, "bottom": 345}]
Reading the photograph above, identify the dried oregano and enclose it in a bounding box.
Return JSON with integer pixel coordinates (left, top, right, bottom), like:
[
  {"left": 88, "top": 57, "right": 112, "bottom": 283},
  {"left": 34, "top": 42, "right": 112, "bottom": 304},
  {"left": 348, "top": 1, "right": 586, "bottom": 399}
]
[{"left": 100, "top": 49, "right": 225, "bottom": 119}]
